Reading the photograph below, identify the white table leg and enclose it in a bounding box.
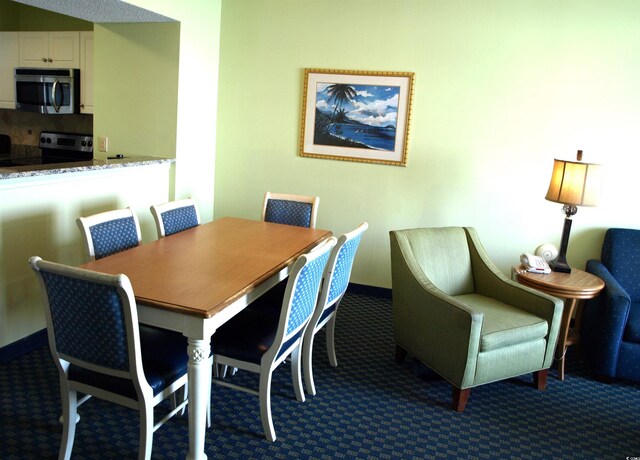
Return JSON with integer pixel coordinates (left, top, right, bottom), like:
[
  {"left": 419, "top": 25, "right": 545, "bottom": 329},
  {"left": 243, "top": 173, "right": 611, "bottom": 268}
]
[{"left": 186, "top": 338, "right": 210, "bottom": 460}]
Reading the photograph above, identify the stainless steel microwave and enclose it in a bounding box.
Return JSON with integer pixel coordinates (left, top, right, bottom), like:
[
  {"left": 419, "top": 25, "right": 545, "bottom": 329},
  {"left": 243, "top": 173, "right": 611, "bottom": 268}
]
[{"left": 14, "top": 68, "right": 80, "bottom": 114}]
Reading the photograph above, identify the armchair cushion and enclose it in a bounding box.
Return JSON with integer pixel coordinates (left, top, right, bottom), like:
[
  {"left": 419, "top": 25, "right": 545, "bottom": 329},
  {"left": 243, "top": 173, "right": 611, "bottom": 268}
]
[{"left": 454, "top": 294, "right": 549, "bottom": 352}]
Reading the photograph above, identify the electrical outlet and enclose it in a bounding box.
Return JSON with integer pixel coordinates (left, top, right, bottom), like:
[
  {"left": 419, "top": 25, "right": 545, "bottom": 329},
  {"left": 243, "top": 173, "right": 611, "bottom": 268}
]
[{"left": 98, "top": 136, "right": 109, "bottom": 152}]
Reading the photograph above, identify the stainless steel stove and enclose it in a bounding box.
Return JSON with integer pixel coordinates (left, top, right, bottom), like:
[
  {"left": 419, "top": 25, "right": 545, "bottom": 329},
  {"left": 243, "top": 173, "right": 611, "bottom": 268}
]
[
  {"left": 39, "top": 132, "right": 94, "bottom": 163},
  {"left": 0, "top": 132, "right": 93, "bottom": 167}
]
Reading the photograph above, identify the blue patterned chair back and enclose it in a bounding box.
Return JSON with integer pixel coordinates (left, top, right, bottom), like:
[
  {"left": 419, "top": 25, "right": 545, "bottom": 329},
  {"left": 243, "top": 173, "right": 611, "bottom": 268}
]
[
  {"left": 265, "top": 199, "right": 314, "bottom": 228},
  {"left": 30, "top": 258, "right": 134, "bottom": 372},
  {"left": 326, "top": 223, "right": 368, "bottom": 306},
  {"left": 601, "top": 228, "right": 640, "bottom": 300},
  {"left": 161, "top": 205, "right": 199, "bottom": 236},
  {"left": 90, "top": 216, "right": 140, "bottom": 260},
  {"left": 285, "top": 246, "right": 332, "bottom": 336}
]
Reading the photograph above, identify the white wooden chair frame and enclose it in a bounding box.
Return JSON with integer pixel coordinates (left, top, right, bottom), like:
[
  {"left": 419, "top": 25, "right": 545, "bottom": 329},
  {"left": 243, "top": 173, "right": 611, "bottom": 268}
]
[
  {"left": 150, "top": 198, "right": 201, "bottom": 238},
  {"left": 76, "top": 207, "right": 142, "bottom": 261},
  {"left": 261, "top": 192, "right": 320, "bottom": 229},
  {"left": 211, "top": 237, "right": 336, "bottom": 441},
  {"left": 302, "top": 222, "right": 368, "bottom": 396},
  {"left": 30, "top": 257, "right": 188, "bottom": 460}
]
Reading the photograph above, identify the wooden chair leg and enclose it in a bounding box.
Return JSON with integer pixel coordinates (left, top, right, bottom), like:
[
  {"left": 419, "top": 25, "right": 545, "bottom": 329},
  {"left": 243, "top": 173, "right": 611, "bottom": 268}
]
[
  {"left": 395, "top": 345, "right": 407, "bottom": 363},
  {"left": 534, "top": 369, "right": 548, "bottom": 390},
  {"left": 452, "top": 387, "right": 470, "bottom": 412}
]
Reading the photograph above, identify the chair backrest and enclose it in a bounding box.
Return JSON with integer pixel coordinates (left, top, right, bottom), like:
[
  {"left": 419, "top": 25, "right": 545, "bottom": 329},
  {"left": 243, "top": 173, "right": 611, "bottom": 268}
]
[
  {"left": 29, "top": 256, "right": 147, "bottom": 386},
  {"left": 262, "top": 192, "right": 319, "bottom": 229},
  {"left": 390, "top": 227, "right": 474, "bottom": 296},
  {"left": 270, "top": 237, "right": 336, "bottom": 359},
  {"left": 601, "top": 228, "right": 640, "bottom": 300},
  {"left": 317, "top": 222, "right": 368, "bottom": 312},
  {"left": 77, "top": 207, "right": 142, "bottom": 260},
  {"left": 150, "top": 198, "right": 201, "bottom": 238}
]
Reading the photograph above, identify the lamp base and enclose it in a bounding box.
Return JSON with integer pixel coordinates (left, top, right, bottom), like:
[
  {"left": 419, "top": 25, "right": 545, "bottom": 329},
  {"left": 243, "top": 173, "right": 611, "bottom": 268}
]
[
  {"left": 551, "top": 259, "right": 571, "bottom": 273},
  {"left": 552, "top": 215, "right": 573, "bottom": 273}
]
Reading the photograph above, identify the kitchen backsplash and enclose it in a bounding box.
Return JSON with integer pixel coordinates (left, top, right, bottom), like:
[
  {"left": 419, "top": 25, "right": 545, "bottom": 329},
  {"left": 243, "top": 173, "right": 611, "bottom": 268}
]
[{"left": 0, "top": 109, "right": 92, "bottom": 146}]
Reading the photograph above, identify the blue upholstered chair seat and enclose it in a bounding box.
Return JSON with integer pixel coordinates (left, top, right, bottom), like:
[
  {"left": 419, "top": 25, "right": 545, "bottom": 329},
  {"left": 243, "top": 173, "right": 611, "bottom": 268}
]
[
  {"left": 212, "top": 309, "right": 279, "bottom": 365},
  {"left": 68, "top": 325, "right": 188, "bottom": 399}
]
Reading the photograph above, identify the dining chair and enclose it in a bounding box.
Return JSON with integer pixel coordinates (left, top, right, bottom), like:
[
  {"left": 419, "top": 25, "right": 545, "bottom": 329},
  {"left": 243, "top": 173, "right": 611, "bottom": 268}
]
[
  {"left": 262, "top": 191, "right": 320, "bottom": 228},
  {"left": 29, "top": 256, "right": 189, "bottom": 460},
  {"left": 150, "top": 198, "right": 200, "bottom": 238},
  {"left": 302, "top": 222, "right": 368, "bottom": 396},
  {"left": 77, "top": 206, "right": 142, "bottom": 260},
  {"left": 211, "top": 236, "right": 336, "bottom": 441}
]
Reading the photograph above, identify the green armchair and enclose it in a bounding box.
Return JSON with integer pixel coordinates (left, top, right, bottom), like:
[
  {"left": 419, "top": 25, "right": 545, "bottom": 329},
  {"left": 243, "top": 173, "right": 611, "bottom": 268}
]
[{"left": 389, "top": 227, "right": 563, "bottom": 412}]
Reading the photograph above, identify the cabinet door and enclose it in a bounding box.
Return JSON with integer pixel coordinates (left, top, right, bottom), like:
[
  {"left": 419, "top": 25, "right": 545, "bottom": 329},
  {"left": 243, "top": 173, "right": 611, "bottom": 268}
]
[
  {"left": 49, "top": 31, "right": 80, "bottom": 68},
  {"left": 19, "top": 31, "right": 80, "bottom": 68},
  {"left": 0, "top": 32, "right": 19, "bottom": 109},
  {"left": 18, "top": 31, "right": 49, "bottom": 68},
  {"left": 80, "top": 32, "right": 94, "bottom": 114}
]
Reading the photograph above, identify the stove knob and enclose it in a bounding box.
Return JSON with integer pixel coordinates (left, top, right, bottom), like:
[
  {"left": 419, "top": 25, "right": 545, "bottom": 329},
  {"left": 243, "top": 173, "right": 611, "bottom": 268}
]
[
  {"left": 88, "top": 141, "right": 93, "bottom": 147},
  {"left": 81, "top": 140, "right": 87, "bottom": 147},
  {"left": 40, "top": 136, "right": 46, "bottom": 143},
  {"left": 46, "top": 138, "right": 52, "bottom": 144}
]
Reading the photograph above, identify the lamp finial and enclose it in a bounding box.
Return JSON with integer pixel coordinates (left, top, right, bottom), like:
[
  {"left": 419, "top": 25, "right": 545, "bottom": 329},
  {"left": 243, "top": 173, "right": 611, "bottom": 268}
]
[{"left": 576, "top": 149, "right": 583, "bottom": 161}]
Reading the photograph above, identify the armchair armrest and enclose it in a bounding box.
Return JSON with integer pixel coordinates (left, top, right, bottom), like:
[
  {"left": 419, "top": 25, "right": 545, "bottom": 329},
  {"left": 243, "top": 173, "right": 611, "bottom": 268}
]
[
  {"left": 582, "top": 259, "right": 632, "bottom": 377},
  {"left": 464, "top": 228, "right": 564, "bottom": 363}
]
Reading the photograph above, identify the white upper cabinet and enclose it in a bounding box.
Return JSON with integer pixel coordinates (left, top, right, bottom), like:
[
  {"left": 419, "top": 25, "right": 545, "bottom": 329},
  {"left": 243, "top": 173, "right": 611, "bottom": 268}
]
[
  {"left": 0, "top": 32, "right": 19, "bottom": 109},
  {"left": 19, "top": 31, "right": 80, "bottom": 68},
  {"left": 80, "top": 31, "right": 94, "bottom": 114}
]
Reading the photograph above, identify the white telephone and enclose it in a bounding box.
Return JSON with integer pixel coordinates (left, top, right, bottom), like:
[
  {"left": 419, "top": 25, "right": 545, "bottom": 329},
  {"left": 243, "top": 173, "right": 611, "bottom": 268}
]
[{"left": 520, "top": 253, "right": 551, "bottom": 274}]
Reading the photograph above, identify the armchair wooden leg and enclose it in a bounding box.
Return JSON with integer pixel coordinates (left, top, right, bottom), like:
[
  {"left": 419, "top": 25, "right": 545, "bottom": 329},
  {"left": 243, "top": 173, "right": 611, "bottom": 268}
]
[
  {"left": 452, "top": 387, "right": 470, "bottom": 412},
  {"left": 534, "top": 369, "right": 548, "bottom": 390},
  {"left": 395, "top": 345, "right": 407, "bottom": 363}
]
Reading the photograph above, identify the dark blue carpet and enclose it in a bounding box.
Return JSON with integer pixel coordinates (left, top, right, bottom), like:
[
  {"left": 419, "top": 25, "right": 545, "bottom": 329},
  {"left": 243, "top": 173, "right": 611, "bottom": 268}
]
[{"left": 1, "top": 290, "right": 639, "bottom": 459}]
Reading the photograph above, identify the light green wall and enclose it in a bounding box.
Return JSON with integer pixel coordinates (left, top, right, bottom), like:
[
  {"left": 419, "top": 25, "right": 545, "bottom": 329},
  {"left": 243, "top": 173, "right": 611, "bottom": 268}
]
[
  {"left": 93, "top": 23, "right": 179, "bottom": 160},
  {"left": 215, "top": 0, "right": 640, "bottom": 288},
  {"left": 0, "top": 166, "right": 172, "bottom": 348},
  {"left": 0, "top": 1, "right": 19, "bottom": 29},
  {"left": 0, "top": 0, "right": 92, "bottom": 30},
  {"left": 113, "top": 0, "right": 221, "bottom": 223},
  {"left": 0, "top": 0, "right": 221, "bottom": 348}
]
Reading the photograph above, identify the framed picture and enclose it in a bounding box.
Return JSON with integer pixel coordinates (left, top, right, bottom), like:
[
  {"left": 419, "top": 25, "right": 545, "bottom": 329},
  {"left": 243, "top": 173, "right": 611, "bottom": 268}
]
[{"left": 300, "top": 68, "right": 414, "bottom": 166}]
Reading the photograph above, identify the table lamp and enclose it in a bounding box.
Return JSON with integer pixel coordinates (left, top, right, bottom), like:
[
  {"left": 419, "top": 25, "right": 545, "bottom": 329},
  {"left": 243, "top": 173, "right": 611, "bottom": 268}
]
[{"left": 544, "top": 150, "right": 602, "bottom": 273}]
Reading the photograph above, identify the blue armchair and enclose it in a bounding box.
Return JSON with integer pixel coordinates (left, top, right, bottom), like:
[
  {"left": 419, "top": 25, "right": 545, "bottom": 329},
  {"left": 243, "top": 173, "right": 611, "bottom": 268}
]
[{"left": 581, "top": 228, "right": 640, "bottom": 382}]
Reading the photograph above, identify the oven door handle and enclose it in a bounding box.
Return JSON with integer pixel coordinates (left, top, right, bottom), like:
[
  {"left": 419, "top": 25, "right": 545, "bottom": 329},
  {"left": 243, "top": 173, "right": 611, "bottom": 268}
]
[{"left": 51, "top": 79, "right": 61, "bottom": 113}]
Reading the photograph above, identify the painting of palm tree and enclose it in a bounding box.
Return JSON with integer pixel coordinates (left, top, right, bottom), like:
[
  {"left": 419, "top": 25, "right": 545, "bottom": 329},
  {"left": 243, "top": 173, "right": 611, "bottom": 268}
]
[
  {"left": 313, "top": 80, "right": 401, "bottom": 151},
  {"left": 301, "top": 69, "right": 414, "bottom": 166}
]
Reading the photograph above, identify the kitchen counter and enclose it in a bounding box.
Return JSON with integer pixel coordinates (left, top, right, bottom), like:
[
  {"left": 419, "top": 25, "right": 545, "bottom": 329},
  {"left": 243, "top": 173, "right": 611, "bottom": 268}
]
[{"left": 0, "top": 156, "right": 175, "bottom": 180}]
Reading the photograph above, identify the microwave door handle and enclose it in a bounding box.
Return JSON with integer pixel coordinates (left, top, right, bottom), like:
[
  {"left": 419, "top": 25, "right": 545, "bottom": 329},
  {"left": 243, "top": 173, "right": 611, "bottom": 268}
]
[{"left": 51, "top": 79, "right": 60, "bottom": 113}]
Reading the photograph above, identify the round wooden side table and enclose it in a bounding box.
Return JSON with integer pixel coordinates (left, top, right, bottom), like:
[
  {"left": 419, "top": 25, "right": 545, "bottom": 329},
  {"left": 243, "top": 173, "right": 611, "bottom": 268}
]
[{"left": 516, "top": 266, "right": 604, "bottom": 381}]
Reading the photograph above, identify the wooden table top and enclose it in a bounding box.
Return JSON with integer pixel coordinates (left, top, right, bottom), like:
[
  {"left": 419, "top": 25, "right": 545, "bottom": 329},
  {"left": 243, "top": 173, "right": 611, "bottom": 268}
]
[
  {"left": 515, "top": 266, "right": 605, "bottom": 299},
  {"left": 80, "top": 217, "right": 332, "bottom": 318}
]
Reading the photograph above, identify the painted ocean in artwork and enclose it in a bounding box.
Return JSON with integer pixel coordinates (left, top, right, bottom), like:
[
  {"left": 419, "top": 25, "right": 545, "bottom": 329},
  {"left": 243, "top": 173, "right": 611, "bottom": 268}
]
[{"left": 313, "top": 83, "right": 400, "bottom": 151}]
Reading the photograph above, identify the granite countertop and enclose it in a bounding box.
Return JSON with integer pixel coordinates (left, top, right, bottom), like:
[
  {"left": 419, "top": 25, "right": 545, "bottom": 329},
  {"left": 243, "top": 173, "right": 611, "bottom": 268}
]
[{"left": 0, "top": 156, "right": 175, "bottom": 180}]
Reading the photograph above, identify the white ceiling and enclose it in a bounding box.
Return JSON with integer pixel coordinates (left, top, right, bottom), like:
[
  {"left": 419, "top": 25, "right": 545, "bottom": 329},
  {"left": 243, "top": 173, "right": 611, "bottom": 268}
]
[{"left": 11, "top": 0, "right": 176, "bottom": 23}]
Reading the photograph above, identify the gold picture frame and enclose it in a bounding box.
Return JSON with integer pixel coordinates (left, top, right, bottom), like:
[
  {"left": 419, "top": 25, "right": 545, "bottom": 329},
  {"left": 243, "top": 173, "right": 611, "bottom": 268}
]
[{"left": 300, "top": 68, "right": 414, "bottom": 166}]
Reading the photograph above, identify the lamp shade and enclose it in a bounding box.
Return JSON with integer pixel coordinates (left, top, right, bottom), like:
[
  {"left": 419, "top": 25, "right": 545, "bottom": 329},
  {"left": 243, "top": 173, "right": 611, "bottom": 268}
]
[{"left": 545, "top": 158, "right": 602, "bottom": 207}]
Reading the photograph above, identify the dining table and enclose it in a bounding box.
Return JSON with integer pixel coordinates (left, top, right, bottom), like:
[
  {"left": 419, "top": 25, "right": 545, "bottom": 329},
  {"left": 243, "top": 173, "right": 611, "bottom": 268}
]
[{"left": 80, "top": 216, "right": 332, "bottom": 460}]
